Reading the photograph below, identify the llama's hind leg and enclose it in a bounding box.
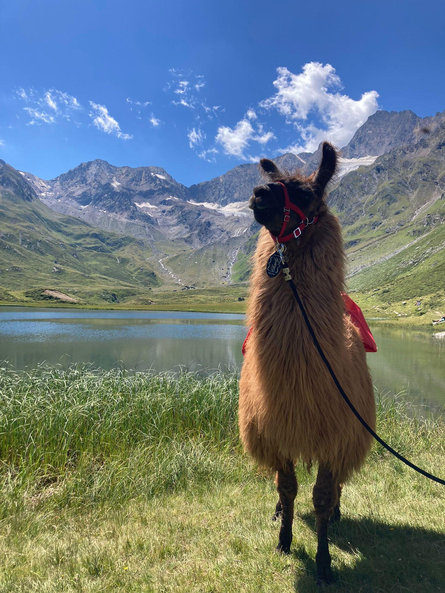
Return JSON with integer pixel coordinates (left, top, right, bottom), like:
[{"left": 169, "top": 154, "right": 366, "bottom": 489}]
[
  {"left": 272, "top": 498, "right": 282, "bottom": 521},
  {"left": 275, "top": 460, "right": 297, "bottom": 554},
  {"left": 330, "top": 483, "right": 342, "bottom": 523},
  {"left": 312, "top": 464, "right": 339, "bottom": 584}
]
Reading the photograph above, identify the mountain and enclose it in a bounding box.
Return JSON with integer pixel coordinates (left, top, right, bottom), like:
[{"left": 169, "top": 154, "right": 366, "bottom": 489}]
[
  {"left": 331, "top": 113, "right": 445, "bottom": 303},
  {"left": 232, "top": 111, "right": 445, "bottom": 314},
  {"left": 187, "top": 153, "right": 304, "bottom": 206},
  {"left": 341, "top": 110, "right": 422, "bottom": 158},
  {"left": 6, "top": 108, "right": 445, "bottom": 310},
  {"left": 330, "top": 112, "right": 445, "bottom": 234},
  {"left": 23, "top": 109, "right": 426, "bottom": 248},
  {"left": 22, "top": 160, "right": 253, "bottom": 251},
  {"left": 0, "top": 160, "right": 161, "bottom": 304}
]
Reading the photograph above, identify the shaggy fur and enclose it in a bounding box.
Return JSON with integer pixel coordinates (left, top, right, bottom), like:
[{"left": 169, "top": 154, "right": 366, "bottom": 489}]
[{"left": 238, "top": 142, "right": 375, "bottom": 583}]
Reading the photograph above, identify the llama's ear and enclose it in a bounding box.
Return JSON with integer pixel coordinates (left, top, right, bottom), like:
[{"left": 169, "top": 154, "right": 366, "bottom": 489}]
[
  {"left": 314, "top": 142, "right": 337, "bottom": 195},
  {"left": 260, "top": 158, "right": 282, "bottom": 180}
]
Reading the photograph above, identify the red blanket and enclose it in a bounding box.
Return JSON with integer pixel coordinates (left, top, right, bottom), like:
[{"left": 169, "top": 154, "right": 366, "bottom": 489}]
[{"left": 242, "top": 294, "right": 377, "bottom": 356}]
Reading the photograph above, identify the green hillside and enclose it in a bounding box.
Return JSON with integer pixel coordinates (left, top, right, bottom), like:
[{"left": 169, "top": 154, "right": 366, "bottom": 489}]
[
  {"left": 161, "top": 236, "right": 248, "bottom": 287},
  {"left": 230, "top": 231, "right": 259, "bottom": 283},
  {"left": 231, "top": 124, "right": 445, "bottom": 322},
  {"left": 338, "top": 125, "right": 445, "bottom": 319},
  {"left": 0, "top": 161, "right": 160, "bottom": 305}
]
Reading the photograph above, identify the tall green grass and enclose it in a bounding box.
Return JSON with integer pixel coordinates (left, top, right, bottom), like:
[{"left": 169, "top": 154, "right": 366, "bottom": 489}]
[
  {"left": 0, "top": 367, "right": 246, "bottom": 509},
  {"left": 0, "top": 367, "right": 443, "bottom": 592},
  {"left": 0, "top": 366, "right": 442, "bottom": 505}
]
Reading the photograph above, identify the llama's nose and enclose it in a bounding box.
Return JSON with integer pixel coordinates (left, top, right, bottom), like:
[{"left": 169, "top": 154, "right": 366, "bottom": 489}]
[{"left": 249, "top": 194, "right": 268, "bottom": 210}]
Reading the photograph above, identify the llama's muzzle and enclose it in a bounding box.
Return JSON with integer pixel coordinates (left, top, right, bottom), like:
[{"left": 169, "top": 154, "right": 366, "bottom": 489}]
[{"left": 249, "top": 193, "right": 269, "bottom": 210}]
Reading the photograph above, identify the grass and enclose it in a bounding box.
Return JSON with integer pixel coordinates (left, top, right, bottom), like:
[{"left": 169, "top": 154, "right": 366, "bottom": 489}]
[
  {"left": 0, "top": 285, "right": 249, "bottom": 314},
  {"left": 0, "top": 367, "right": 443, "bottom": 592}
]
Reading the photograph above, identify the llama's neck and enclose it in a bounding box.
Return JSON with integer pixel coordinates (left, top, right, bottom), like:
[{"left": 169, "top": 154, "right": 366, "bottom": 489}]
[{"left": 247, "top": 211, "right": 346, "bottom": 346}]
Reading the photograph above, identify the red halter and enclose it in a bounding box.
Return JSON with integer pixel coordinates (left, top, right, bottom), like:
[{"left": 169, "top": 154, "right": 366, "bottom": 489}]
[{"left": 271, "top": 182, "right": 318, "bottom": 243}]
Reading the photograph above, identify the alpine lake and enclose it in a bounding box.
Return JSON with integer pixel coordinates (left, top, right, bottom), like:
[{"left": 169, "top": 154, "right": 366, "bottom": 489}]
[{"left": 0, "top": 307, "right": 443, "bottom": 418}]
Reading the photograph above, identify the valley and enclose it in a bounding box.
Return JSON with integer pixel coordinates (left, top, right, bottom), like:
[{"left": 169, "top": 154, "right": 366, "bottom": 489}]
[{"left": 1, "top": 109, "right": 444, "bottom": 324}]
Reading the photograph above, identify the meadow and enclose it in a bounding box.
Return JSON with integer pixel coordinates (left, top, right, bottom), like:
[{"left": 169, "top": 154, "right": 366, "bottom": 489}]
[{"left": 0, "top": 367, "right": 443, "bottom": 592}]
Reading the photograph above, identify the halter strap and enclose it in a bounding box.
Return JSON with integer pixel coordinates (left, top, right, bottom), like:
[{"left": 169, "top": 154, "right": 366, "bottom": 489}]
[{"left": 271, "top": 182, "right": 318, "bottom": 243}]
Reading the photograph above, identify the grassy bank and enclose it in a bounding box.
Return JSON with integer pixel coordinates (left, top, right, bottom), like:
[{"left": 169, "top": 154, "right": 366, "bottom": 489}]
[
  {"left": 0, "top": 285, "right": 249, "bottom": 314},
  {"left": 2, "top": 285, "right": 444, "bottom": 327},
  {"left": 0, "top": 368, "right": 444, "bottom": 592}
]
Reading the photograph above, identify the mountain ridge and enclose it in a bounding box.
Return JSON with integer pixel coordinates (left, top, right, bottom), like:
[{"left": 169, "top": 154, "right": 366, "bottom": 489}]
[{"left": 2, "top": 108, "right": 444, "bottom": 312}]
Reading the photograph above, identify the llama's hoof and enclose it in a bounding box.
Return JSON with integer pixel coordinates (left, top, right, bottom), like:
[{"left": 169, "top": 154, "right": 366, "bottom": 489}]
[
  {"left": 316, "top": 565, "right": 334, "bottom": 585},
  {"left": 276, "top": 543, "right": 291, "bottom": 555}
]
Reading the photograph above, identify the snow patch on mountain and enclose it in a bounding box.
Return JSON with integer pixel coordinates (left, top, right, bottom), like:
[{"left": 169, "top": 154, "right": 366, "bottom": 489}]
[
  {"left": 135, "top": 201, "right": 158, "bottom": 210},
  {"left": 188, "top": 199, "right": 249, "bottom": 217},
  {"left": 337, "top": 155, "right": 378, "bottom": 178}
]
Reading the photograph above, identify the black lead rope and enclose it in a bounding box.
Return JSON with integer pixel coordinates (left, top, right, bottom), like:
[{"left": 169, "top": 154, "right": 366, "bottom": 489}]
[{"left": 287, "top": 277, "right": 445, "bottom": 486}]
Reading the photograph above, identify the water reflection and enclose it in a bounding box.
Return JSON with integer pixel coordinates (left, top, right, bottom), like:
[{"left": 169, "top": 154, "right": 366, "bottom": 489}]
[
  {"left": 0, "top": 307, "right": 246, "bottom": 373},
  {"left": 0, "top": 307, "right": 443, "bottom": 416}
]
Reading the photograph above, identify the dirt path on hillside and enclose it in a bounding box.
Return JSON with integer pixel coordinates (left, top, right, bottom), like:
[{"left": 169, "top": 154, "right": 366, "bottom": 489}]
[{"left": 158, "top": 258, "right": 184, "bottom": 285}]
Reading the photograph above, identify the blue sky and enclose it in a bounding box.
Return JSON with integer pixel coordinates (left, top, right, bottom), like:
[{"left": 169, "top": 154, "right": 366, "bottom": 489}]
[{"left": 1, "top": 0, "right": 444, "bottom": 186}]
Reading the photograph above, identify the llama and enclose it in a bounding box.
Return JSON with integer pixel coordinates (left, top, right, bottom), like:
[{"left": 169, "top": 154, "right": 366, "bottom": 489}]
[{"left": 238, "top": 142, "right": 376, "bottom": 584}]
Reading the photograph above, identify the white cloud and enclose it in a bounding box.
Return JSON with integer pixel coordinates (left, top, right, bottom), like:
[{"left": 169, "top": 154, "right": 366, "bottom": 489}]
[
  {"left": 174, "top": 80, "right": 190, "bottom": 95},
  {"left": 89, "top": 101, "right": 132, "bottom": 140},
  {"left": 126, "top": 97, "right": 151, "bottom": 108},
  {"left": 17, "top": 88, "right": 29, "bottom": 101},
  {"left": 126, "top": 97, "right": 153, "bottom": 122},
  {"left": 167, "top": 69, "right": 219, "bottom": 118},
  {"left": 261, "top": 62, "right": 379, "bottom": 151},
  {"left": 188, "top": 127, "right": 205, "bottom": 148},
  {"left": 173, "top": 97, "right": 194, "bottom": 109},
  {"left": 44, "top": 91, "right": 58, "bottom": 111},
  {"left": 149, "top": 114, "right": 161, "bottom": 127},
  {"left": 17, "top": 88, "right": 81, "bottom": 125},
  {"left": 255, "top": 124, "right": 275, "bottom": 145},
  {"left": 215, "top": 114, "right": 275, "bottom": 158},
  {"left": 58, "top": 91, "right": 81, "bottom": 110},
  {"left": 216, "top": 119, "right": 254, "bottom": 157},
  {"left": 246, "top": 109, "right": 257, "bottom": 120},
  {"left": 197, "top": 147, "right": 218, "bottom": 162},
  {"left": 23, "top": 107, "right": 56, "bottom": 125}
]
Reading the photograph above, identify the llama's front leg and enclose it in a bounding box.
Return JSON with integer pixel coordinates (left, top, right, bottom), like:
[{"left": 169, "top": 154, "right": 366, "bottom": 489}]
[
  {"left": 312, "top": 464, "right": 339, "bottom": 584},
  {"left": 275, "top": 460, "right": 297, "bottom": 554}
]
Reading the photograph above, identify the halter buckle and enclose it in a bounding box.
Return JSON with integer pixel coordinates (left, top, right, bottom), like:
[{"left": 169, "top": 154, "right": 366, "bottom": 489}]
[{"left": 293, "top": 227, "right": 302, "bottom": 239}]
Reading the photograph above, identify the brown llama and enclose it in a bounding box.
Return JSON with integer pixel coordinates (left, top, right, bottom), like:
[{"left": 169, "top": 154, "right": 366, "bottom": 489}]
[{"left": 239, "top": 142, "right": 376, "bottom": 584}]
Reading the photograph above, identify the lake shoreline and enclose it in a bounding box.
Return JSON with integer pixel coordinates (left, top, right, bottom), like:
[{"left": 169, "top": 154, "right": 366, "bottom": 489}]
[
  {"left": 0, "top": 298, "right": 441, "bottom": 329},
  {"left": 0, "top": 307, "right": 444, "bottom": 415}
]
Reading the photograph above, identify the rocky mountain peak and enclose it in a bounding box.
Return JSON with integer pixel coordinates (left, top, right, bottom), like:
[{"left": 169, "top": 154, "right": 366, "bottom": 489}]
[
  {"left": 341, "top": 109, "right": 421, "bottom": 158},
  {"left": 0, "top": 161, "right": 37, "bottom": 202}
]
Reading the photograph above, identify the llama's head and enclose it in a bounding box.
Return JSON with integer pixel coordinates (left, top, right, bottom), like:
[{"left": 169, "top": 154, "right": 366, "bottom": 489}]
[{"left": 249, "top": 141, "right": 337, "bottom": 237}]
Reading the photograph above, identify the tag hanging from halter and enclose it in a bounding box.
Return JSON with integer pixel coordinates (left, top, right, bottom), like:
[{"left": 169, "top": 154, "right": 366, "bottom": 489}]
[{"left": 266, "top": 252, "right": 283, "bottom": 277}]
